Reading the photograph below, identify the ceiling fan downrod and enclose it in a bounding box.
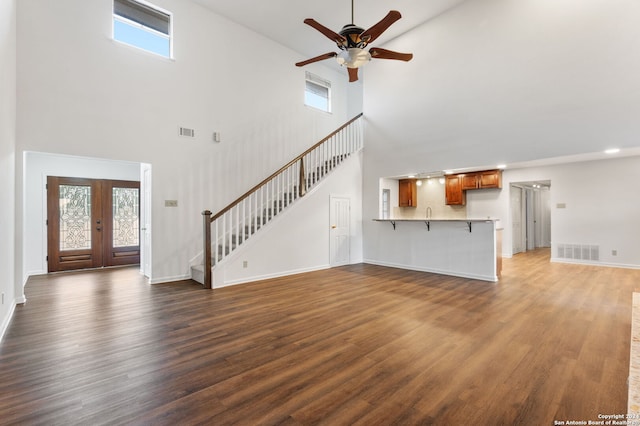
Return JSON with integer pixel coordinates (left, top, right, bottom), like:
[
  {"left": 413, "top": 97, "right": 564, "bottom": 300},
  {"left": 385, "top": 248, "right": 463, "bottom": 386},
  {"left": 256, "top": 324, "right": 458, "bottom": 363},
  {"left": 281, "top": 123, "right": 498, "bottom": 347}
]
[{"left": 351, "top": 0, "right": 354, "bottom": 24}]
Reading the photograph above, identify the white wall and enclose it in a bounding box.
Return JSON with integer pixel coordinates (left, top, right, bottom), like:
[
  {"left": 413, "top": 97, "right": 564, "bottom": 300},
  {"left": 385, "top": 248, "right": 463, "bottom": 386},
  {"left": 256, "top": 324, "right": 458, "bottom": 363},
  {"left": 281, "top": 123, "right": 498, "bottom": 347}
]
[
  {"left": 362, "top": 0, "right": 640, "bottom": 268},
  {"left": 378, "top": 177, "right": 398, "bottom": 217},
  {"left": 23, "top": 152, "right": 141, "bottom": 276},
  {"left": 16, "top": 0, "right": 355, "bottom": 284},
  {"left": 216, "top": 152, "right": 363, "bottom": 287},
  {"left": 0, "top": 0, "right": 17, "bottom": 339},
  {"left": 466, "top": 155, "right": 640, "bottom": 268}
]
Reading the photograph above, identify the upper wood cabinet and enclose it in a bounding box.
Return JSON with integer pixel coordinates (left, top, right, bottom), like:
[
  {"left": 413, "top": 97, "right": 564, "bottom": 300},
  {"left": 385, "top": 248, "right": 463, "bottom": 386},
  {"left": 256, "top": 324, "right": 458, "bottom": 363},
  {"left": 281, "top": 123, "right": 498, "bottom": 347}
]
[
  {"left": 445, "top": 170, "right": 502, "bottom": 205},
  {"left": 445, "top": 175, "right": 466, "bottom": 206},
  {"left": 459, "top": 170, "right": 502, "bottom": 190},
  {"left": 478, "top": 170, "right": 502, "bottom": 189},
  {"left": 399, "top": 179, "right": 417, "bottom": 207},
  {"left": 460, "top": 174, "right": 479, "bottom": 191}
]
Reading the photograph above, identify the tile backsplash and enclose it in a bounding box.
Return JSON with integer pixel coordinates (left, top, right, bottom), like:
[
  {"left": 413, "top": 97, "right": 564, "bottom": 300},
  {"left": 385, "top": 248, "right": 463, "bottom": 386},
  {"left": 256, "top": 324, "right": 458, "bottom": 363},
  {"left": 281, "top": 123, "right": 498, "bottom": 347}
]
[{"left": 393, "top": 178, "right": 467, "bottom": 220}]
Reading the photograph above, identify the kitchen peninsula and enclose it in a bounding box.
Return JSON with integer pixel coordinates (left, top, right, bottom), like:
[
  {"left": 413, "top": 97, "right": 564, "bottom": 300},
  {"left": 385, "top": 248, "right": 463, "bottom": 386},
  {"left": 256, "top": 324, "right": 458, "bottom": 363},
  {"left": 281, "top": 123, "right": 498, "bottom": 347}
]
[{"left": 369, "top": 218, "right": 502, "bottom": 282}]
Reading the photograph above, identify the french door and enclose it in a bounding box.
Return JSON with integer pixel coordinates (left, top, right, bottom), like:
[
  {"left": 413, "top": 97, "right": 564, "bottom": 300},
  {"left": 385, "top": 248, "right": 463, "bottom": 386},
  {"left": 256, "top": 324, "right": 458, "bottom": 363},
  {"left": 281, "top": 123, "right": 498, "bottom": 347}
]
[{"left": 47, "top": 176, "right": 140, "bottom": 272}]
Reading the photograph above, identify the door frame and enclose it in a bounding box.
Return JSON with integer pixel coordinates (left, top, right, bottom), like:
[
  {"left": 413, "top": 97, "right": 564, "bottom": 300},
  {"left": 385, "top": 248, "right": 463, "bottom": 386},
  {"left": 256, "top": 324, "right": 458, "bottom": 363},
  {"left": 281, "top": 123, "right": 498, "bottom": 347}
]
[
  {"left": 140, "top": 164, "right": 152, "bottom": 278},
  {"left": 510, "top": 181, "right": 552, "bottom": 255}
]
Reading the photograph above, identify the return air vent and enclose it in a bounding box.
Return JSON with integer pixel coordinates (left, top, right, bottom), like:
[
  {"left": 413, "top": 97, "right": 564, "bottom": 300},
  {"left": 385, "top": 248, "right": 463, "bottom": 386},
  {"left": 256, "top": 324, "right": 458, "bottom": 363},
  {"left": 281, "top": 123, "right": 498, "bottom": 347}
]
[
  {"left": 179, "top": 127, "right": 195, "bottom": 137},
  {"left": 556, "top": 244, "right": 599, "bottom": 261}
]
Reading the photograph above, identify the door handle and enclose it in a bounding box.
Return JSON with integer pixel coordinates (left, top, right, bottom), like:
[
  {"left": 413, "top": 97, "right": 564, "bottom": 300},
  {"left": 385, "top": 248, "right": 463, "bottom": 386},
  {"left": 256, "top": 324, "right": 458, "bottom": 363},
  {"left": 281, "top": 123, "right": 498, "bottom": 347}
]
[
  {"left": 96, "top": 226, "right": 102, "bottom": 231},
  {"left": 331, "top": 225, "right": 337, "bottom": 229}
]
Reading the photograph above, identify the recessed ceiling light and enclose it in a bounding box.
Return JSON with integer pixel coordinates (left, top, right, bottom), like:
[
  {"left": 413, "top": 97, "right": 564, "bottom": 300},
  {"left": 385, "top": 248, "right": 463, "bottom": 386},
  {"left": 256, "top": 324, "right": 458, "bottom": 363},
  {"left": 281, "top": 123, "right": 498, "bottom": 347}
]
[{"left": 604, "top": 148, "right": 620, "bottom": 154}]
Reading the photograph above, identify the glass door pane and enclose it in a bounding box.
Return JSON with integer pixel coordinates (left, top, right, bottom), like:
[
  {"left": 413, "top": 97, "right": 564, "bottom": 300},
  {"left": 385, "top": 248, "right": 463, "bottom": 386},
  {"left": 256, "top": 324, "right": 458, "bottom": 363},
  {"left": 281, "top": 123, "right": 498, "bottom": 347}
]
[
  {"left": 112, "top": 187, "right": 140, "bottom": 248},
  {"left": 59, "top": 184, "right": 92, "bottom": 251}
]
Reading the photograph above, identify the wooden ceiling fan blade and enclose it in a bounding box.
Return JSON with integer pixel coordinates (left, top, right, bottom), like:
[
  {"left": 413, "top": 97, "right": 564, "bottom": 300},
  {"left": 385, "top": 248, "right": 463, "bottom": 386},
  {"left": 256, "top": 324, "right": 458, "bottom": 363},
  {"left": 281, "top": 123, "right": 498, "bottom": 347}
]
[
  {"left": 303, "top": 18, "right": 347, "bottom": 44},
  {"left": 348, "top": 67, "right": 359, "bottom": 82},
  {"left": 295, "top": 52, "right": 338, "bottom": 67},
  {"left": 369, "top": 47, "right": 413, "bottom": 62},
  {"left": 360, "top": 10, "right": 401, "bottom": 44}
]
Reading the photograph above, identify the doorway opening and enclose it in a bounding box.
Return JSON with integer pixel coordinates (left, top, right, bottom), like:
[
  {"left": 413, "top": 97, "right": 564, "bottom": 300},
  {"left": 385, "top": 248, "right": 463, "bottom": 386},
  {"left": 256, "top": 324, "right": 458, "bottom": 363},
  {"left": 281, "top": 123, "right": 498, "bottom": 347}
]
[{"left": 510, "top": 181, "right": 551, "bottom": 255}]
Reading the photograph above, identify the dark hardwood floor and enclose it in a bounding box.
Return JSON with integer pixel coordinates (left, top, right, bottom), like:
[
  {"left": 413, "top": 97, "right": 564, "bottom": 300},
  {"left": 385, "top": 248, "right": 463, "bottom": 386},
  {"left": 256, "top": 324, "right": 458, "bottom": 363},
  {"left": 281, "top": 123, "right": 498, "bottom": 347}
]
[{"left": 1, "top": 249, "right": 639, "bottom": 425}]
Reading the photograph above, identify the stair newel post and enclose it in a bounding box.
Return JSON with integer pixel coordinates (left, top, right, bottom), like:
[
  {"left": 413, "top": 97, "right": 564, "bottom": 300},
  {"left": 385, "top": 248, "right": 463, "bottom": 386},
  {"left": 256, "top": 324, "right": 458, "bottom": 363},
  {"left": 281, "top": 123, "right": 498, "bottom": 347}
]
[
  {"left": 298, "top": 157, "right": 306, "bottom": 197},
  {"left": 202, "top": 210, "right": 213, "bottom": 289}
]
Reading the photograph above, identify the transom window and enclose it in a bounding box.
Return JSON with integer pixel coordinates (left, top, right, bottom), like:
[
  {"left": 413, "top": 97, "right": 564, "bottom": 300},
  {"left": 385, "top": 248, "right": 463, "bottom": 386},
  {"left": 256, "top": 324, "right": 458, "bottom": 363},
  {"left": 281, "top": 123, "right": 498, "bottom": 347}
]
[
  {"left": 113, "top": 0, "right": 172, "bottom": 58},
  {"left": 305, "top": 72, "right": 332, "bottom": 113}
]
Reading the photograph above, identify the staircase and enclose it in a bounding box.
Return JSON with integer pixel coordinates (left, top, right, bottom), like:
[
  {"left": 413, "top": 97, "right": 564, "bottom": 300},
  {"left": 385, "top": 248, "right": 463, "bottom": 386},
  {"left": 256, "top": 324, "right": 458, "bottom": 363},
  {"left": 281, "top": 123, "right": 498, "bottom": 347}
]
[{"left": 192, "top": 113, "right": 364, "bottom": 288}]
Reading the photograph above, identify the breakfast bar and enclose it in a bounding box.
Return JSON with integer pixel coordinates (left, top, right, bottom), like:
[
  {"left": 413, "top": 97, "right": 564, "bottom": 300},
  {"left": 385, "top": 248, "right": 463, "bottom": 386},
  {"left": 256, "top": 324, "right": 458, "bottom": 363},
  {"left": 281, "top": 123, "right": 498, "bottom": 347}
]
[{"left": 368, "top": 219, "right": 502, "bottom": 282}]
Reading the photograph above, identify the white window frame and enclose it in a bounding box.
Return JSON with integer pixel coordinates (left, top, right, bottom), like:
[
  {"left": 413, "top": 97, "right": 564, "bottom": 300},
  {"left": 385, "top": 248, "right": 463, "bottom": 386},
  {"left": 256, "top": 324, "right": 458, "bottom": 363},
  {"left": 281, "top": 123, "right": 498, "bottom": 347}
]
[
  {"left": 304, "top": 72, "right": 332, "bottom": 113},
  {"left": 113, "top": 0, "right": 173, "bottom": 59}
]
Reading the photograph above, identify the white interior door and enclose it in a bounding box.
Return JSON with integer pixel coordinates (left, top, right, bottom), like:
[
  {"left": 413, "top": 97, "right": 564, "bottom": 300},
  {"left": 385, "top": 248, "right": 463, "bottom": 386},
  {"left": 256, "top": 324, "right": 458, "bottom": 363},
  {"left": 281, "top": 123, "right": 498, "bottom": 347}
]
[
  {"left": 526, "top": 189, "right": 535, "bottom": 251},
  {"left": 511, "top": 185, "right": 524, "bottom": 254},
  {"left": 330, "top": 196, "right": 350, "bottom": 267}
]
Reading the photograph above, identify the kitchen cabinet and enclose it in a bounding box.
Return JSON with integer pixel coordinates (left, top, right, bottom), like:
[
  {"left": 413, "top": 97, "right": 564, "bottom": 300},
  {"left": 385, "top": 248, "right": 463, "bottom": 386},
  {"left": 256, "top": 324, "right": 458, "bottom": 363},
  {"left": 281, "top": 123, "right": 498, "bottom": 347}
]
[
  {"left": 399, "top": 179, "right": 417, "bottom": 207},
  {"left": 478, "top": 170, "right": 502, "bottom": 189},
  {"left": 460, "top": 170, "right": 502, "bottom": 190},
  {"left": 445, "top": 169, "right": 502, "bottom": 205},
  {"left": 461, "top": 174, "right": 479, "bottom": 190},
  {"left": 445, "top": 175, "right": 466, "bottom": 205}
]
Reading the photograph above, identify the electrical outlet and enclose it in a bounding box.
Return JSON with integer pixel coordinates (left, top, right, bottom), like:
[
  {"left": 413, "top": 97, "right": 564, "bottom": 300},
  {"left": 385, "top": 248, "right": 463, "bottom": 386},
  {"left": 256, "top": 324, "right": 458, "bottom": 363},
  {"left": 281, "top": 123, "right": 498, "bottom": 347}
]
[
  {"left": 1, "top": 292, "right": 4, "bottom": 304},
  {"left": 612, "top": 250, "right": 617, "bottom": 256},
  {"left": 243, "top": 260, "right": 248, "bottom": 268}
]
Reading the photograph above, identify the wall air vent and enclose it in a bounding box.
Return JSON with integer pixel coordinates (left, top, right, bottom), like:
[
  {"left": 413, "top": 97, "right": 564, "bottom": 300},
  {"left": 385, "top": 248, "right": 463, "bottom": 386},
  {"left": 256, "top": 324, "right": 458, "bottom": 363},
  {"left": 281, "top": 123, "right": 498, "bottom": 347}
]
[
  {"left": 556, "top": 244, "right": 599, "bottom": 261},
  {"left": 179, "top": 127, "right": 195, "bottom": 137}
]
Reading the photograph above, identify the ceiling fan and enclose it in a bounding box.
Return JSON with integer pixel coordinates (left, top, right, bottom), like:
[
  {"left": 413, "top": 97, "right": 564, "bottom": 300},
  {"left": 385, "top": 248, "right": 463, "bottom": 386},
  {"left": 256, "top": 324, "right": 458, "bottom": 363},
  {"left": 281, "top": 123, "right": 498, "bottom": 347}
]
[{"left": 295, "top": 0, "right": 413, "bottom": 82}]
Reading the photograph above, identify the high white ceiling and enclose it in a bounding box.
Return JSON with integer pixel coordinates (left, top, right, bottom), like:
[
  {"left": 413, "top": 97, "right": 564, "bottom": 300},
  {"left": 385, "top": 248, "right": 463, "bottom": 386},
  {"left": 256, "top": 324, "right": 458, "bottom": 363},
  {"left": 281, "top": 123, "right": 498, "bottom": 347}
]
[
  {"left": 190, "top": 0, "right": 640, "bottom": 171},
  {"left": 190, "top": 0, "right": 468, "bottom": 59}
]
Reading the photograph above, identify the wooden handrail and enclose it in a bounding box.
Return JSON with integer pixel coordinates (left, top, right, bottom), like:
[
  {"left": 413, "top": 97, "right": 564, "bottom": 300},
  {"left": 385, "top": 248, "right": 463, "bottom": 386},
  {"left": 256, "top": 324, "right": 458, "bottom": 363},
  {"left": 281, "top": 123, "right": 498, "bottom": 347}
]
[{"left": 210, "top": 113, "right": 363, "bottom": 222}]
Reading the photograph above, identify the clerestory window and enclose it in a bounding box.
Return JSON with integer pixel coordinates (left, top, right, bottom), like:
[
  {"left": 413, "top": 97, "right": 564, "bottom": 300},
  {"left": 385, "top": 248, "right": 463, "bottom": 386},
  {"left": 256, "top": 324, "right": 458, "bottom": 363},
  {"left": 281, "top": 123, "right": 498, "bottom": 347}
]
[
  {"left": 113, "top": 0, "right": 172, "bottom": 58},
  {"left": 305, "top": 72, "right": 332, "bottom": 113}
]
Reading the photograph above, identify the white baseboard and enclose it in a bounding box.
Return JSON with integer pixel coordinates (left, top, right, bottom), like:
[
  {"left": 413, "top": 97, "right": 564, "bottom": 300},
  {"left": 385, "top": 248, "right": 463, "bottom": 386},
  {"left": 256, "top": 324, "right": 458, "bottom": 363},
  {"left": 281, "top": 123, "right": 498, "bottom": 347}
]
[
  {"left": 363, "top": 259, "right": 498, "bottom": 283},
  {"left": 218, "top": 264, "right": 331, "bottom": 288},
  {"left": 551, "top": 258, "right": 640, "bottom": 269},
  {"left": 148, "top": 274, "right": 192, "bottom": 285},
  {"left": 0, "top": 302, "right": 17, "bottom": 343}
]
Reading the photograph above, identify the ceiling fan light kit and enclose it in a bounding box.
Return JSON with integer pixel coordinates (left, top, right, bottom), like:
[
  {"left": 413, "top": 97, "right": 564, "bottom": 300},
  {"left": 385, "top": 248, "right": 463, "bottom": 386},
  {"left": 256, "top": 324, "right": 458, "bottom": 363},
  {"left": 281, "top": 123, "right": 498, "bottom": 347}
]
[
  {"left": 295, "top": 1, "right": 413, "bottom": 82},
  {"left": 336, "top": 48, "right": 371, "bottom": 68}
]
